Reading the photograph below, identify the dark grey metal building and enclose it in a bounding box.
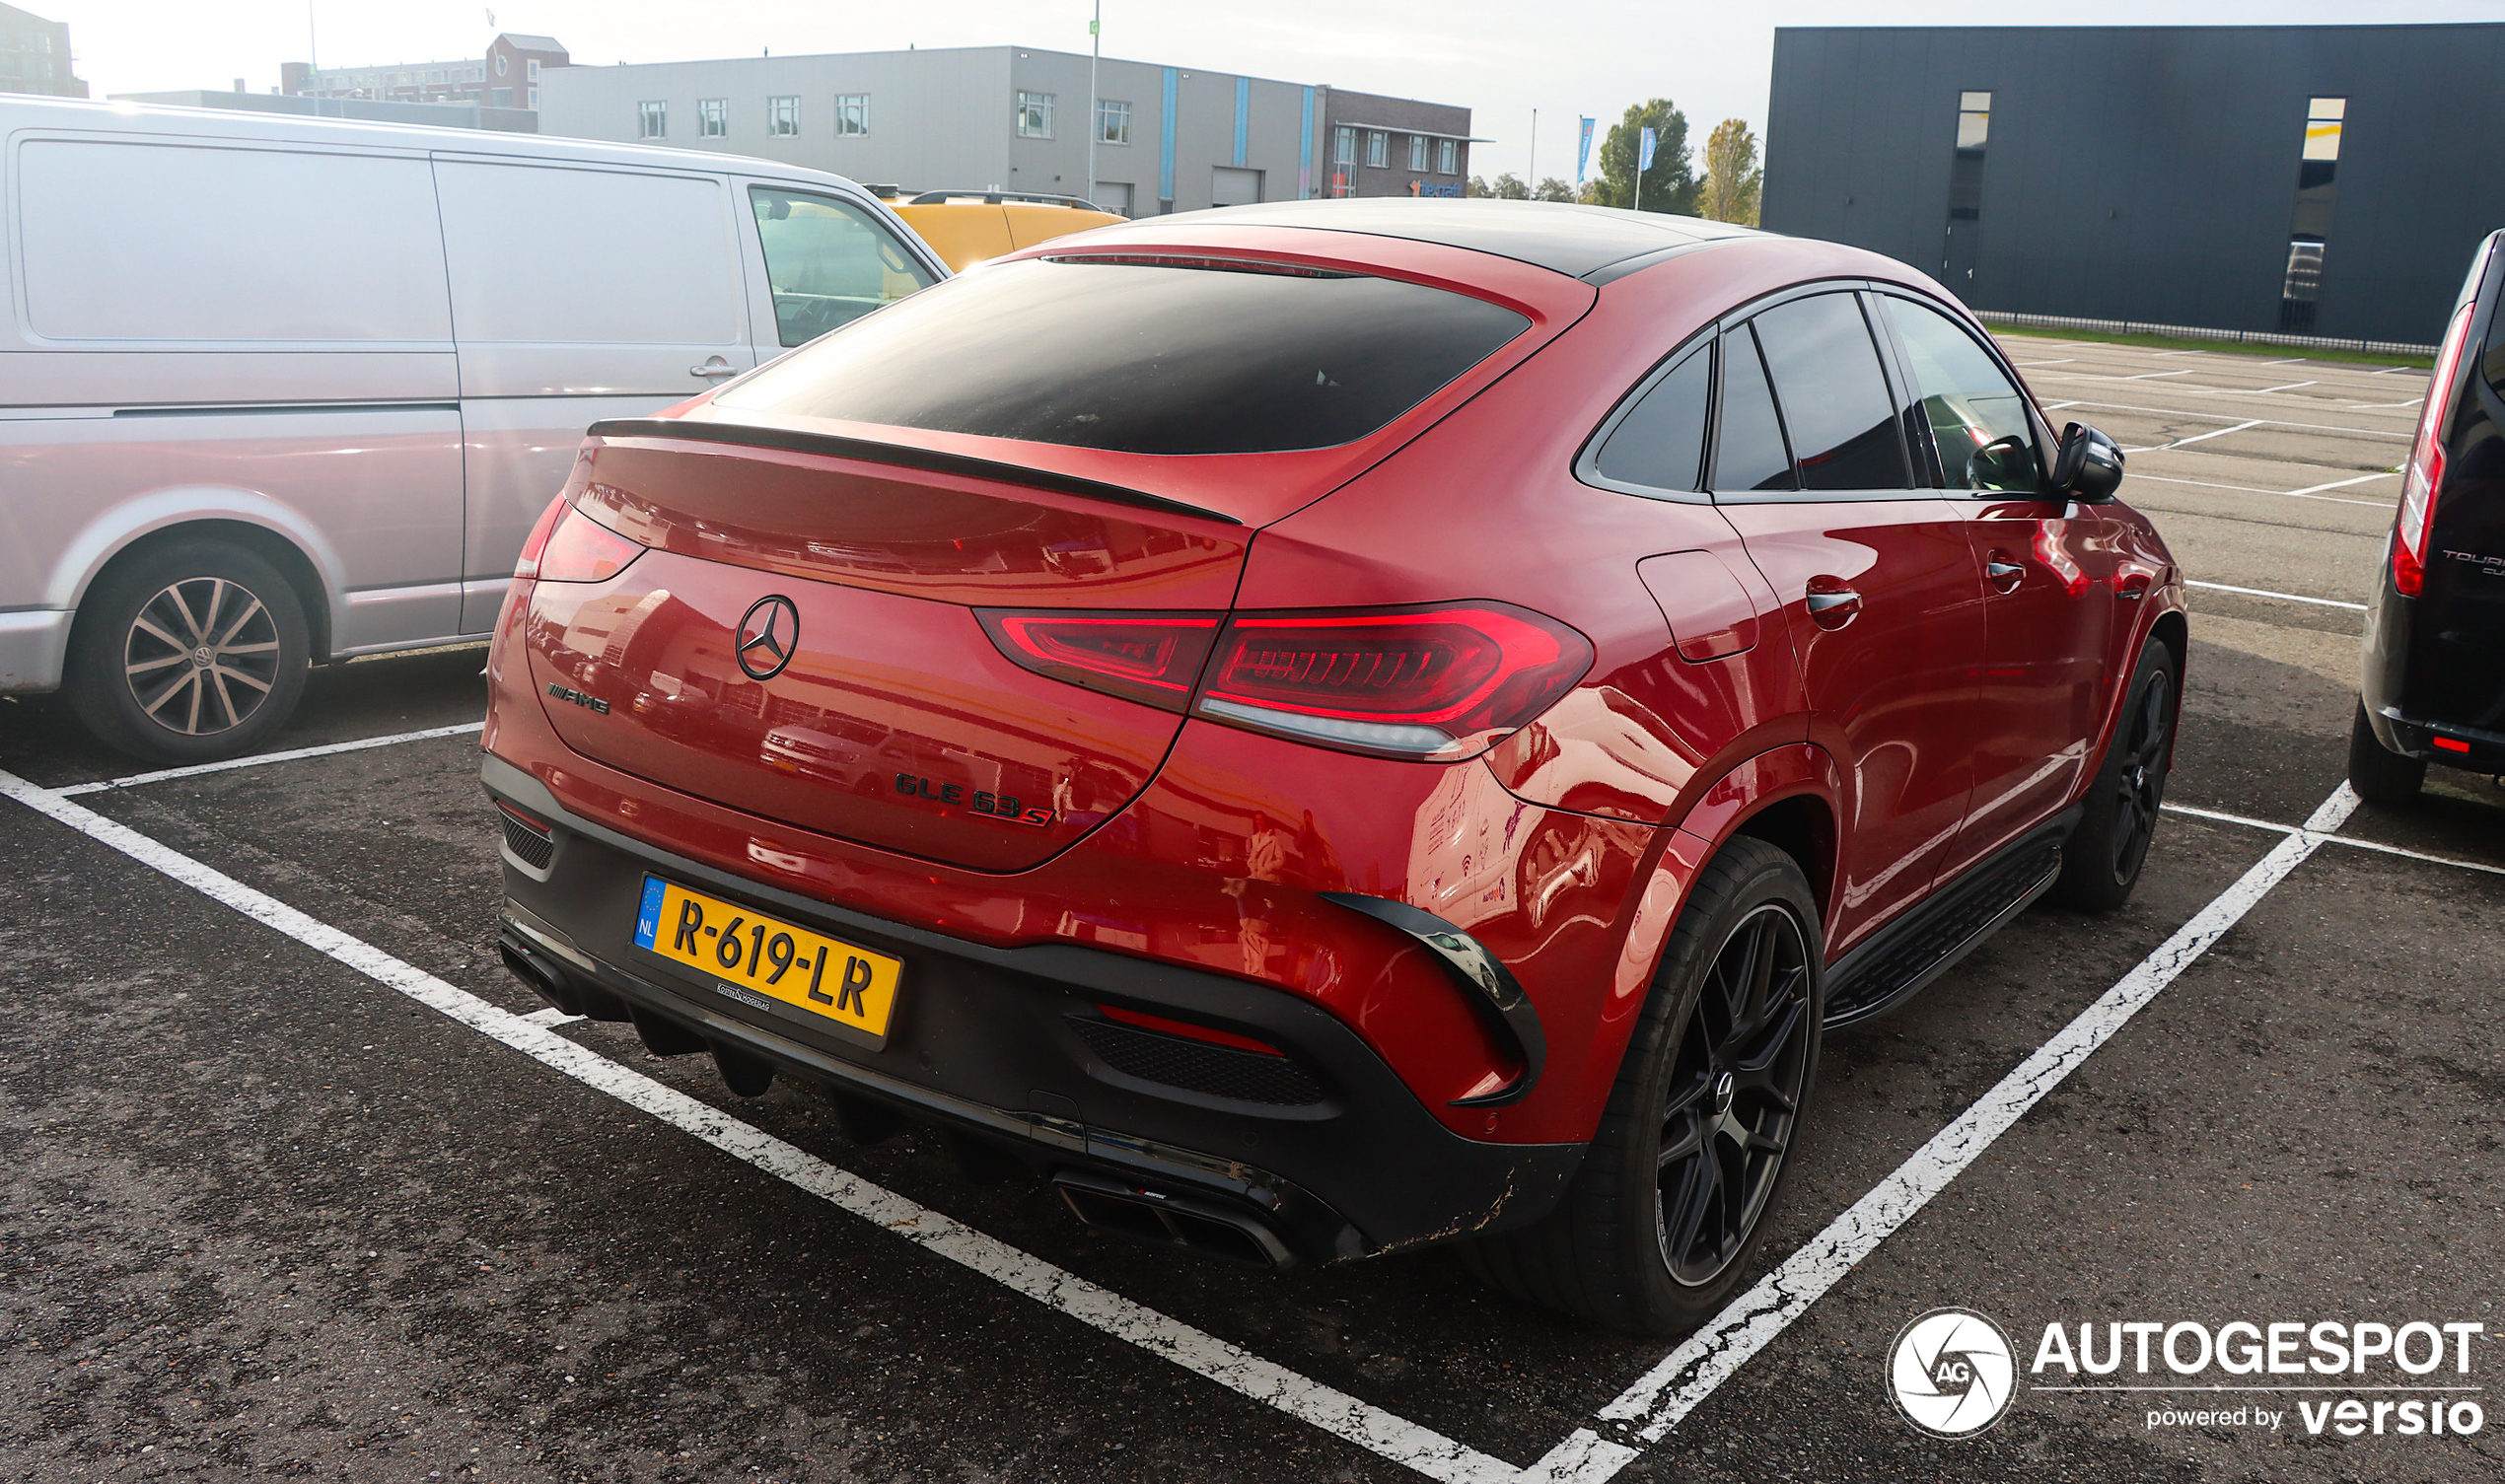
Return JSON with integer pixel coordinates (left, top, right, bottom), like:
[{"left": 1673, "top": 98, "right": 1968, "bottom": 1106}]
[{"left": 1763, "top": 24, "right": 2505, "bottom": 345}]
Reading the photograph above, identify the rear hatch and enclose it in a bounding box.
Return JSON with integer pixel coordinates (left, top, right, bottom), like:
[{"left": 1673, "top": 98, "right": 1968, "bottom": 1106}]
[{"left": 523, "top": 432, "right": 1247, "bottom": 872}]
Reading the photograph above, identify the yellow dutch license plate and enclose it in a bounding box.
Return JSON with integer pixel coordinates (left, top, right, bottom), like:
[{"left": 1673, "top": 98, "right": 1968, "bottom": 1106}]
[{"left": 631, "top": 875, "right": 901, "bottom": 1040}]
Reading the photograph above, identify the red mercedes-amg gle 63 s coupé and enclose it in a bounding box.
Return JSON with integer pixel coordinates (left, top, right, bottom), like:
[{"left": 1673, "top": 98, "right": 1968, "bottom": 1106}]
[{"left": 483, "top": 200, "right": 2179, "bottom": 1333}]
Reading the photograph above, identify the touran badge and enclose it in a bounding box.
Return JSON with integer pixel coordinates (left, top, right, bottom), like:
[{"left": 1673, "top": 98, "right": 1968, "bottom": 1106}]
[{"left": 736, "top": 596, "right": 800, "bottom": 680}]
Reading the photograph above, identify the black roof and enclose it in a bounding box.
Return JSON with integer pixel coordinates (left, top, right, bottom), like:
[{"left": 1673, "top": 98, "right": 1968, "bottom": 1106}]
[{"left": 1143, "top": 198, "right": 1766, "bottom": 279}]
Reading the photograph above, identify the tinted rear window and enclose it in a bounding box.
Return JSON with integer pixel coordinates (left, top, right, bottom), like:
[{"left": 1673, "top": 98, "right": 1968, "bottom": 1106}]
[{"left": 713, "top": 257, "right": 1530, "bottom": 455}]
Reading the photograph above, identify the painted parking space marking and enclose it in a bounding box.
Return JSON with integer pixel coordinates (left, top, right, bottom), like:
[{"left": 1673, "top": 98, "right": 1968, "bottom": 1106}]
[
  {"left": 2281, "top": 470, "right": 2393, "bottom": 497},
  {"left": 2054, "top": 398, "right": 2414, "bottom": 439},
  {"left": 2123, "top": 418, "right": 2261, "bottom": 454},
  {"left": 2185, "top": 580, "right": 2368, "bottom": 611},
  {"left": 2163, "top": 801, "right": 2505, "bottom": 878},
  {"left": 54, "top": 720, "right": 484, "bottom": 797},
  {"left": 1521, "top": 786, "right": 2361, "bottom": 1481},
  {"left": 0, "top": 766, "right": 1528, "bottom": 1484},
  {"left": 2126, "top": 471, "right": 2390, "bottom": 508}
]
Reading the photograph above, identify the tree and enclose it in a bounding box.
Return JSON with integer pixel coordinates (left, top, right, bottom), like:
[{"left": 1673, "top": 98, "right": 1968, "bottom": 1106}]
[
  {"left": 1467, "top": 175, "right": 1492, "bottom": 198},
  {"left": 1489, "top": 172, "right": 1532, "bottom": 200},
  {"left": 1699, "top": 118, "right": 1762, "bottom": 227},
  {"left": 1593, "top": 99, "right": 1696, "bottom": 215},
  {"left": 1534, "top": 176, "right": 1576, "bottom": 202}
]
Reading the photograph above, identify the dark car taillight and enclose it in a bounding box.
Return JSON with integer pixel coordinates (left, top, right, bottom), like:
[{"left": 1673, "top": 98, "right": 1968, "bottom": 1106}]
[
  {"left": 978, "top": 601, "right": 1592, "bottom": 761},
  {"left": 2395, "top": 299, "right": 2479, "bottom": 598}
]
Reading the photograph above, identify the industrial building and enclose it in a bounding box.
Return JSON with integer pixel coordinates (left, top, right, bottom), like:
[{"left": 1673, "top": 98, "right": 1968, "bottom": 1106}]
[
  {"left": 1763, "top": 24, "right": 2505, "bottom": 345},
  {"left": 537, "top": 45, "right": 1472, "bottom": 215},
  {"left": 1, "top": 3, "right": 84, "bottom": 98}
]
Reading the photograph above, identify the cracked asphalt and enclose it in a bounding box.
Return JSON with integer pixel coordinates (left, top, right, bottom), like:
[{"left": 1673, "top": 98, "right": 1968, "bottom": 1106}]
[{"left": 2, "top": 337, "right": 2499, "bottom": 1483}]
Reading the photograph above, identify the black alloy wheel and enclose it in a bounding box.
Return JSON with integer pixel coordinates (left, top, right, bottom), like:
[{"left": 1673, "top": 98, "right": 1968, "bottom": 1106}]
[
  {"left": 1656, "top": 901, "right": 1815, "bottom": 1287},
  {"left": 2054, "top": 642, "right": 2178, "bottom": 911},
  {"left": 1464, "top": 836, "right": 1824, "bottom": 1334}
]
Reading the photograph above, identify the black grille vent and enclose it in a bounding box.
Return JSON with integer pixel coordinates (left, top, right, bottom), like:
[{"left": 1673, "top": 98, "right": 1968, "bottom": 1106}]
[
  {"left": 1069, "top": 1017, "right": 1326, "bottom": 1106},
  {"left": 499, "top": 810, "right": 555, "bottom": 871}
]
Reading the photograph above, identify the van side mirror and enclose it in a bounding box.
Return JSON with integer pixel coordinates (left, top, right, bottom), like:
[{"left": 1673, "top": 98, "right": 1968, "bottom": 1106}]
[{"left": 2053, "top": 422, "right": 2125, "bottom": 501}]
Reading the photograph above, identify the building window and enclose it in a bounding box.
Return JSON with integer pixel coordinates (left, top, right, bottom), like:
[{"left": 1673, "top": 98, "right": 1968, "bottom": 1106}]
[
  {"left": 834, "top": 93, "right": 870, "bottom": 137},
  {"left": 527, "top": 59, "right": 540, "bottom": 82},
  {"left": 769, "top": 96, "right": 800, "bottom": 137},
  {"left": 527, "top": 88, "right": 537, "bottom": 109},
  {"left": 1331, "top": 126, "right": 1355, "bottom": 164},
  {"left": 1098, "top": 99, "right": 1131, "bottom": 145},
  {"left": 1939, "top": 90, "right": 1990, "bottom": 286},
  {"left": 1436, "top": 138, "right": 1459, "bottom": 175},
  {"left": 1365, "top": 131, "right": 1388, "bottom": 169},
  {"left": 1017, "top": 91, "right": 1055, "bottom": 138},
  {"left": 1407, "top": 134, "right": 1429, "bottom": 172},
  {"left": 495, "top": 53, "right": 509, "bottom": 77},
  {"left": 2282, "top": 96, "right": 2346, "bottom": 332},
  {"left": 490, "top": 87, "right": 512, "bottom": 108},
  {"left": 638, "top": 100, "right": 667, "bottom": 139},
  {"left": 699, "top": 98, "right": 727, "bottom": 136}
]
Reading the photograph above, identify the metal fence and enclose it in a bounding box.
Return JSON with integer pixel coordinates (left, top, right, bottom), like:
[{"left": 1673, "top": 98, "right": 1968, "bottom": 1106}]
[{"left": 1974, "top": 309, "right": 2436, "bottom": 360}]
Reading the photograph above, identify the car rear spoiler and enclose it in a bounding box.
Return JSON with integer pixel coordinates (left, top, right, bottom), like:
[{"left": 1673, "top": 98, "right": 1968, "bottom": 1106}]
[{"left": 584, "top": 417, "right": 1243, "bottom": 527}]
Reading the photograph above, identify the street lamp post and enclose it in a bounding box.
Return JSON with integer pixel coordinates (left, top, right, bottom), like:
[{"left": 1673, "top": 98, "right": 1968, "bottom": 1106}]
[{"left": 1086, "top": 2, "right": 1101, "bottom": 209}]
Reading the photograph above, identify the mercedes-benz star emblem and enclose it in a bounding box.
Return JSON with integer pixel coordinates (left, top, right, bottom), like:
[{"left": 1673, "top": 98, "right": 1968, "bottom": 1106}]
[{"left": 735, "top": 596, "right": 800, "bottom": 681}]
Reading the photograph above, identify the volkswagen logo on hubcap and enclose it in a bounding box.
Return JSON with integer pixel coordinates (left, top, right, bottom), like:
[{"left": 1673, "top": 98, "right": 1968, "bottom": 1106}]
[{"left": 735, "top": 596, "right": 800, "bottom": 681}]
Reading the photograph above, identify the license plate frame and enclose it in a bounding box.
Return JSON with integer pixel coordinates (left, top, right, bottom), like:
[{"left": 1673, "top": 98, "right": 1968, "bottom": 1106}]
[{"left": 630, "top": 875, "right": 903, "bottom": 1047}]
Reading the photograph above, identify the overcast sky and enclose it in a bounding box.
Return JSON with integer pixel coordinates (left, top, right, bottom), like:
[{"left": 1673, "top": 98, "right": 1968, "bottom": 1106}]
[{"left": 48, "top": 1, "right": 2505, "bottom": 183}]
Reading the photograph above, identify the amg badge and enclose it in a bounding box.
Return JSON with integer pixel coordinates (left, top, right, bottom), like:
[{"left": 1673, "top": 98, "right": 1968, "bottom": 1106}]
[{"left": 545, "top": 682, "right": 610, "bottom": 715}]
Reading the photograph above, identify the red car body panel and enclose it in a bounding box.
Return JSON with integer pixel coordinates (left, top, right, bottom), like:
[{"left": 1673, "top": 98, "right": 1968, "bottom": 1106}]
[{"left": 481, "top": 210, "right": 2186, "bottom": 1262}]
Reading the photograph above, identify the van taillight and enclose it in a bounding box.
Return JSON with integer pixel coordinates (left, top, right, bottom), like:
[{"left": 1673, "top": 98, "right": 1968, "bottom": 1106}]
[
  {"left": 977, "top": 601, "right": 1592, "bottom": 760},
  {"left": 2395, "top": 300, "right": 2478, "bottom": 598}
]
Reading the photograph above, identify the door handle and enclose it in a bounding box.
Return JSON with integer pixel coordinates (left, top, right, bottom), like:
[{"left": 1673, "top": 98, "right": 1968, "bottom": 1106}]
[
  {"left": 1985, "top": 559, "right": 2025, "bottom": 593},
  {"left": 689, "top": 357, "right": 739, "bottom": 379},
  {"left": 1804, "top": 579, "right": 1861, "bottom": 630}
]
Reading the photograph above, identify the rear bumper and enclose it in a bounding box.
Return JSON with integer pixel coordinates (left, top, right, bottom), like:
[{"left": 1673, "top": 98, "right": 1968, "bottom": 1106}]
[
  {"left": 483, "top": 752, "right": 1583, "bottom": 1266},
  {"left": 2366, "top": 705, "right": 2505, "bottom": 774}
]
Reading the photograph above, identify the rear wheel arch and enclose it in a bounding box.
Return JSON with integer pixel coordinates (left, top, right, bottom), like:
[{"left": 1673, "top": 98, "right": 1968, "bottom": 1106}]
[
  {"left": 1727, "top": 793, "right": 1837, "bottom": 940},
  {"left": 70, "top": 519, "right": 333, "bottom": 664}
]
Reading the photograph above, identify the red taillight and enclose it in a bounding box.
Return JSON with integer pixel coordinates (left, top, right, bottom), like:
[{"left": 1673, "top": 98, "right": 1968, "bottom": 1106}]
[
  {"left": 534, "top": 505, "right": 646, "bottom": 584},
  {"left": 2395, "top": 300, "right": 2478, "bottom": 598},
  {"left": 977, "top": 610, "right": 1222, "bottom": 710},
  {"left": 978, "top": 601, "right": 1592, "bottom": 760},
  {"left": 2435, "top": 736, "right": 2471, "bottom": 753},
  {"left": 512, "top": 494, "right": 571, "bottom": 581}
]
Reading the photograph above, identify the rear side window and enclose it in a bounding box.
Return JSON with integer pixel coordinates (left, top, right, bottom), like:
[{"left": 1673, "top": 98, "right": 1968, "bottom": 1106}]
[
  {"left": 1883, "top": 297, "right": 2040, "bottom": 492},
  {"left": 714, "top": 257, "right": 1531, "bottom": 455},
  {"left": 1712, "top": 326, "right": 1796, "bottom": 493},
  {"left": 1751, "top": 294, "right": 1908, "bottom": 490},
  {"left": 1594, "top": 348, "right": 1710, "bottom": 492},
  {"left": 437, "top": 162, "right": 741, "bottom": 346},
  {"left": 751, "top": 187, "right": 936, "bottom": 347}
]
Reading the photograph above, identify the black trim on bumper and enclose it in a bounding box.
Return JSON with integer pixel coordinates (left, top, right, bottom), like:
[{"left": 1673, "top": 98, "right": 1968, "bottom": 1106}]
[
  {"left": 481, "top": 753, "right": 1583, "bottom": 1265},
  {"left": 2368, "top": 705, "right": 2505, "bottom": 773}
]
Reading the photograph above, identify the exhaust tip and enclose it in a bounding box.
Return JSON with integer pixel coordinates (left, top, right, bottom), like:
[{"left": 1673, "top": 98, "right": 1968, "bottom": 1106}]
[
  {"left": 1053, "top": 1172, "right": 1296, "bottom": 1270},
  {"left": 498, "top": 936, "right": 582, "bottom": 1016}
]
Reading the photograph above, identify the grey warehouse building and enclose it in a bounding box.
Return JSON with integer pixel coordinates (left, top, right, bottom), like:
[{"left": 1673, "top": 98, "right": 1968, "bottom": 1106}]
[
  {"left": 537, "top": 44, "right": 1471, "bottom": 217},
  {"left": 1763, "top": 24, "right": 2505, "bottom": 345}
]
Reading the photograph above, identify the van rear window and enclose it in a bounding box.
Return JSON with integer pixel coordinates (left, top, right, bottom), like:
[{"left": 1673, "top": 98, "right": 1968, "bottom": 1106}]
[{"left": 713, "top": 257, "right": 1530, "bottom": 455}]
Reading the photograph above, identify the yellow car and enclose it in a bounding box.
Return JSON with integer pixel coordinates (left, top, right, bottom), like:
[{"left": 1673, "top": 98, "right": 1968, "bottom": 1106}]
[{"left": 879, "top": 189, "right": 1127, "bottom": 271}]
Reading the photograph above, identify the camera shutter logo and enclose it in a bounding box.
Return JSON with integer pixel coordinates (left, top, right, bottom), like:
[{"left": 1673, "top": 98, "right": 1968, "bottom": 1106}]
[
  {"left": 1889, "top": 1307, "right": 2019, "bottom": 1438},
  {"left": 736, "top": 596, "right": 800, "bottom": 681}
]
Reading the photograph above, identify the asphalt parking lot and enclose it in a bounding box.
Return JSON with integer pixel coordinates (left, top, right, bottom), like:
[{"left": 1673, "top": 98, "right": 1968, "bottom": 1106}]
[{"left": 2, "top": 333, "right": 2498, "bottom": 1483}]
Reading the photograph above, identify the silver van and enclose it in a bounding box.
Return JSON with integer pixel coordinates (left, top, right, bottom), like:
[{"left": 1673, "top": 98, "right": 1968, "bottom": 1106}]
[{"left": 0, "top": 97, "right": 947, "bottom": 760}]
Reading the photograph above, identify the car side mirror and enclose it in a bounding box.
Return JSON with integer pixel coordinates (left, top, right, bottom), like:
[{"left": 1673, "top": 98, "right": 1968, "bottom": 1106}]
[{"left": 2053, "top": 422, "right": 2125, "bottom": 502}]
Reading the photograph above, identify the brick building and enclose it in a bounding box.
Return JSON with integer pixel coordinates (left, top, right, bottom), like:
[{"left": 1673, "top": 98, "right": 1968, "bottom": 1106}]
[{"left": 282, "top": 33, "right": 568, "bottom": 112}]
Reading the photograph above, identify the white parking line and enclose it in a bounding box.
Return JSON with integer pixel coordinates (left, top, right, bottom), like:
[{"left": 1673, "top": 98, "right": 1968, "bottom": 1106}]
[
  {"left": 1526, "top": 786, "right": 2360, "bottom": 1479},
  {"left": 2282, "top": 470, "right": 2394, "bottom": 497},
  {"left": 2054, "top": 399, "right": 2413, "bottom": 439},
  {"left": 55, "top": 720, "right": 484, "bottom": 797},
  {"left": 2248, "top": 381, "right": 2320, "bottom": 394},
  {"left": 2162, "top": 802, "right": 2505, "bottom": 878},
  {"left": 2125, "top": 471, "right": 2390, "bottom": 508},
  {"left": 2123, "top": 418, "right": 2262, "bottom": 454},
  {"left": 0, "top": 767, "right": 1534, "bottom": 1484},
  {"left": 2185, "top": 580, "right": 2369, "bottom": 611}
]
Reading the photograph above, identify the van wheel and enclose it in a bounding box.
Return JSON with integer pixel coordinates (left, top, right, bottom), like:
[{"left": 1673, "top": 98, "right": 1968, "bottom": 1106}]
[
  {"left": 1467, "top": 837, "right": 1823, "bottom": 1334},
  {"left": 2346, "top": 702, "right": 2425, "bottom": 806},
  {"left": 65, "top": 542, "right": 311, "bottom": 764},
  {"left": 2053, "top": 643, "right": 2178, "bottom": 912}
]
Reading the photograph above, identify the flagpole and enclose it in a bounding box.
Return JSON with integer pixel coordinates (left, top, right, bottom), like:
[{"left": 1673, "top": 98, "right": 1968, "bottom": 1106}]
[
  {"left": 1086, "top": 1, "right": 1101, "bottom": 208},
  {"left": 1633, "top": 129, "right": 1642, "bottom": 215},
  {"left": 1527, "top": 108, "right": 1536, "bottom": 195}
]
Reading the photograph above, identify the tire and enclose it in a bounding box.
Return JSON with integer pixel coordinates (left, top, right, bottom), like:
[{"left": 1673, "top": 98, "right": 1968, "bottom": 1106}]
[
  {"left": 2052, "top": 641, "right": 2178, "bottom": 912},
  {"left": 64, "top": 541, "right": 312, "bottom": 764},
  {"left": 2346, "top": 701, "right": 2425, "bottom": 807},
  {"left": 1467, "top": 837, "right": 1824, "bottom": 1334}
]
